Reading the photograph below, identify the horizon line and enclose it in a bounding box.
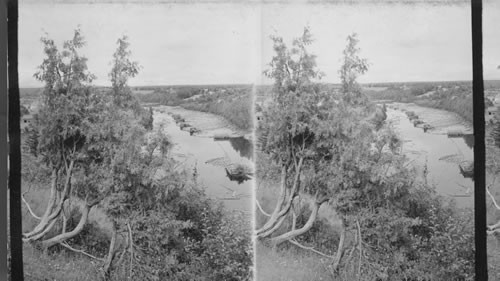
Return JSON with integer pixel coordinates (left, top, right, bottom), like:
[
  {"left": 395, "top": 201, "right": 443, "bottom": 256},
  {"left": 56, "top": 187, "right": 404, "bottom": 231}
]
[{"left": 20, "top": 79, "right": 500, "bottom": 89}]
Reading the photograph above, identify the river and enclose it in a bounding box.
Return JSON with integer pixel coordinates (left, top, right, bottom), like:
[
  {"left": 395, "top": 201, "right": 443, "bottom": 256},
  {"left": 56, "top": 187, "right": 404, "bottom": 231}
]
[
  {"left": 150, "top": 102, "right": 473, "bottom": 210},
  {"left": 151, "top": 105, "right": 253, "bottom": 213},
  {"left": 385, "top": 102, "right": 474, "bottom": 207}
]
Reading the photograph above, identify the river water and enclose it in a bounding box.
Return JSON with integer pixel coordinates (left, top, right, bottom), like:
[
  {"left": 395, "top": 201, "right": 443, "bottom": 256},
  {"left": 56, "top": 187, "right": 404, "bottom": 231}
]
[
  {"left": 385, "top": 102, "right": 474, "bottom": 207},
  {"left": 152, "top": 105, "right": 253, "bottom": 213},
  {"left": 150, "top": 102, "right": 473, "bottom": 210}
]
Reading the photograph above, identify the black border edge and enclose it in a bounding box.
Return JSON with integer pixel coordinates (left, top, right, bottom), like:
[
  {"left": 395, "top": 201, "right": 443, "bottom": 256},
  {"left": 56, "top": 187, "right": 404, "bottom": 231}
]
[
  {"left": 472, "top": 0, "right": 487, "bottom": 280},
  {"left": 0, "top": 1, "right": 489, "bottom": 281},
  {"left": 0, "top": 0, "right": 7, "bottom": 280},
  {"left": 7, "top": 0, "right": 23, "bottom": 280}
]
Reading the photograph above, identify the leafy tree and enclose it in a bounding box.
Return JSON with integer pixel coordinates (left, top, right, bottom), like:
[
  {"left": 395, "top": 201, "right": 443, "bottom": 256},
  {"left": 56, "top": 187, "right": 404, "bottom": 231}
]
[
  {"left": 109, "top": 36, "right": 140, "bottom": 108},
  {"left": 256, "top": 27, "right": 474, "bottom": 280},
  {"left": 22, "top": 29, "right": 252, "bottom": 281},
  {"left": 23, "top": 29, "right": 102, "bottom": 247},
  {"left": 339, "top": 33, "right": 369, "bottom": 105}
]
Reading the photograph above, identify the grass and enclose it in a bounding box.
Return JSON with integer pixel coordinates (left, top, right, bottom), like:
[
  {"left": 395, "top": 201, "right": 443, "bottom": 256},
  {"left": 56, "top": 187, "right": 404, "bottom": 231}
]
[
  {"left": 23, "top": 244, "right": 101, "bottom": 281},
  {"left": 255, "top": 152, "right": 342, "bottom": 281},
  {"left": 486, "top": 121, "right": 500, "bottom": 280},
  {"left": 20, "top": 184, "right": 112, "bottom": 281},
  {"left": 19, "top": 148, "right": 114, "bottom": 280},
  {"left": 255, "top": 242, "right": 332, "bottom": 281}
]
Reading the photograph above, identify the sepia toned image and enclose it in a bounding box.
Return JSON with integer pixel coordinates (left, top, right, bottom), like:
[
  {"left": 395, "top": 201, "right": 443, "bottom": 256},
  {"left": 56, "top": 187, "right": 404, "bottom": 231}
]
[
  {"left": 16, "top": 1, "right": 256, "bottom": 280},
  {"left": 254, "top": 2, "right": 476, "bottom": 280}
]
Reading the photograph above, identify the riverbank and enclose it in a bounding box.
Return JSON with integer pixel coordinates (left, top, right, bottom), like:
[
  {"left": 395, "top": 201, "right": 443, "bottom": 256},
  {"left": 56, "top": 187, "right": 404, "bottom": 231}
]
[
  {"left": 135, "top": 85, "right": 253, "bottom": 132},
  {"left": 382, "top": 100, "right": 500, "bottom": 277},
  {"left": 382, "top": 102, "right": 474, "bottom": 207},
  {"left": 151, "top": 105, "right": 252, "bottom": 140},
  {"left": 151, "top": 105, "right": 253, "bottom": 213}
]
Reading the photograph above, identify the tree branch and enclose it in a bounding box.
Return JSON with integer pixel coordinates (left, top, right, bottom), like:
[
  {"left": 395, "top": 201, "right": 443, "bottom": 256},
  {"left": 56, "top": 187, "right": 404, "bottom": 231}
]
[
  {"left": 127, "top": 222, "right": 134, "bottom": 278},
  {"left": 288, "top": 239, "right": 335, "bottom": 259},
  {"left": 486, "top": 180, "right": 500, "bottom": 211},
  {"left": 255, "top": 199, "right": 271, "bottom": 217},
  {"left": 21, "top": 192, "right": 41, "bottom": 220},
  {"left": 60, "top": 242, "right": 105, "bottom": 262},
  {"left": 356, "top": 219, "right": 363, "bottom": 278},
  {"left": 270, "top": 199, "right": 322, "bottom": 246}
]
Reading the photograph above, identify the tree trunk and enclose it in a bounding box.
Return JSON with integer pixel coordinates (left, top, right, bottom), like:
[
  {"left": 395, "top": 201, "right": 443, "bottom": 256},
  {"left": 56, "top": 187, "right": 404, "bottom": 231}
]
[
  {"left": 24, "top": 160, "right": 74, "bottom": 241},
  {"left": 333, "top": 217, "right": 346, "bottom": 272},
  {"left": 269, "top": 199, "right": 321, "bottom": 247},
  {"left": 40, "top": 202, "right": 90, "bottom": 249},
  {"left": 256, "top": 165, "right": 288, "bottom": 234},
  {"left": 104, "top": 223, "right": 118, "bottom": 279},
  {"left": 258, "top": 213, "right": 288, "bottom": 239},
  {"left": 23, "top": 168, "right": 58, "bottom": 238},
  {"left": 257, "top": 158, "right": 303, "bottom": 237}
]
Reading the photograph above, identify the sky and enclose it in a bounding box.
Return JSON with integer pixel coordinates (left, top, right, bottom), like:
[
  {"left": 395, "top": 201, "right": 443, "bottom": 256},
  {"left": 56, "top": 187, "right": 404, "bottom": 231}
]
[{"left": 18, "top": 1, "right": 500, "bottom": 87}]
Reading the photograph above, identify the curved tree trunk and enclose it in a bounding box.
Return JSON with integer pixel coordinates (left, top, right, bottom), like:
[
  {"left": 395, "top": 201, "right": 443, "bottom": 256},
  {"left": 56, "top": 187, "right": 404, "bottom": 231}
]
[
  {"left": 257, "top": 158, "right": 304, "bottom": 237},
  {"left": 256, "top": 165, "right": 288, "bottom": 234},
  {"left": 269, "top": 198, "right": 322, "bottom": 247},
  {"left": 24, "top": 160, "right": 74, "bottom": 241},
  {"left": 23, "top": 168, "right": 58, "bottom": 238},
  {"left": 41, "top": 201, "right": 90, "bottom": 249},
  {"left": 258, "top": 213, "right": 289, "bottom": 239}
]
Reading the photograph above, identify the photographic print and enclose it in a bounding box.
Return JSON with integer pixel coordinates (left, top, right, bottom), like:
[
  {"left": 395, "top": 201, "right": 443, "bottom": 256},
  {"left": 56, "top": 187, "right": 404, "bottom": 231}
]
[
  {"left": 8, "top": 0, "right": 488, "bottom": 280},
  {"left": 254, "top": 1, "right": 476, "bottom": 280},
  {"left": 16, "top": 1, "right": 256, "bottom": 280}
]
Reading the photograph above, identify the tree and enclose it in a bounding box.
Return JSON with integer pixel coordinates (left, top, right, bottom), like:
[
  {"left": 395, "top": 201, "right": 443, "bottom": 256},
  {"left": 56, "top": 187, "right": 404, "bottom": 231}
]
[
  {"left": 339, "top": 33, "right": 369, "bottom": 104},
  {"left": 256, "top": 28, "right": 474, "bottom": 280},
  {"left": 257, "top": 27, "right": 324, "bottom": 242},
  {"left": 109, "top": 36, "right": 140, "bottom": 108},
  {"left": 23, "top": 29, "right": 102, "bottom": 247},
  {"left": 22, "top": 29, "right": 252, "bottom": 281},
  {"left": 256, "top": 29, "right": 388, "bottom": 250}
]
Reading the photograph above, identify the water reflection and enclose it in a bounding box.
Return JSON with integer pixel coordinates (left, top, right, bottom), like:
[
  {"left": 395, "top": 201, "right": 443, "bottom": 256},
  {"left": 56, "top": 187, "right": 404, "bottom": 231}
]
[
  {"left": 153, "top": 106, "right": 253, "bottom": 212},
  {"left": 228, "top": 137, "right": 254, "bottom": 160},
  {"left": 462, "top": 134, "right": 474, "bottom": 149},
  {"left": 386, "top": 105, "right": 474, "bottom": 207},
  {"left": 225, "top": 168, "right": 252, "bottom": 184}
]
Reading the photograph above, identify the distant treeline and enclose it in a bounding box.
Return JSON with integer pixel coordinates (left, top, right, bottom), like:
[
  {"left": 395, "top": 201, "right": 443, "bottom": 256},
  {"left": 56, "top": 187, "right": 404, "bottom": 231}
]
[
  {"left": 135, "top": 85, "right": 253, "bottom": 131},
  {"left": 20, "top": 88, "right": 44, "bottom": 99},
  {"left": 181, "top": 92, "right": 253, "bottom": 130},
  {"left": 414, "top": 88, "right": 473, "bottom": 123},
  {"left": 365, "top": 82, "right": 475, "bottom": 123}
]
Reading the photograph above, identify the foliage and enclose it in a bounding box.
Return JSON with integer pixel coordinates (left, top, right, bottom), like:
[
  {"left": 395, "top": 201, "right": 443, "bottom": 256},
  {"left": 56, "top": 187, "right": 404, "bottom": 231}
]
[
  {"left": 413, "top": 86, "right": 473, "bottom": 123},
  {"left": 181, "top": 210, "right": 252, "bottom": 281},
  {"left": 109, "top": 36, "right": 140, "bottom": 108},
  {"left": 21, "top": 29, "right": 108, "bottom": 249},
  {"left": 339, "top": 33, "right": 369, "bottom": 104},
  {"left": 21, "top": 29, "right": 252, "bottom": 281},
  {"left": 492, "top": 107, "right": 500, "bottom": 148},
  {"left": 20, "top": 104, "right": 30, "bottom": 116},
  {"left": 257, "top": 27, "right": 474, "bottom": 280},
  {"left": 181, "top": 89, "right": 253, "bottom": 130},
  {"left": 365, "top": 82, "right": 473, "bottom": 123}
]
